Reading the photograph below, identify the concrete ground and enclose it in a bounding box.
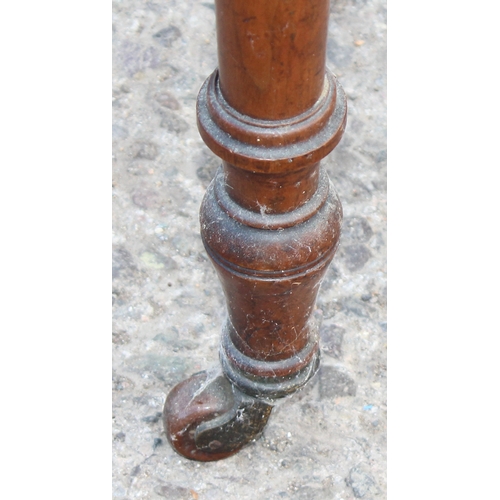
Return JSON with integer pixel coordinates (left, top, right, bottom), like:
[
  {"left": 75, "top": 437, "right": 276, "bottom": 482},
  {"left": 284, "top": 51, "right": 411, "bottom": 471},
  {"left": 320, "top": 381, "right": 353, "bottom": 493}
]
[{"left": 112, "top": 0, "right": 386, "bottom": 498}]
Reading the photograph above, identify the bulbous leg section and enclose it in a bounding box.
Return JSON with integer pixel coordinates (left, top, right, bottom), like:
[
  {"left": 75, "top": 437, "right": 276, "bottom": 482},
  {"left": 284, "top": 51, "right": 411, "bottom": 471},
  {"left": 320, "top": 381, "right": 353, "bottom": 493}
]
[{"left": 163, "top": 370, "right": 273, "bottom": 461}]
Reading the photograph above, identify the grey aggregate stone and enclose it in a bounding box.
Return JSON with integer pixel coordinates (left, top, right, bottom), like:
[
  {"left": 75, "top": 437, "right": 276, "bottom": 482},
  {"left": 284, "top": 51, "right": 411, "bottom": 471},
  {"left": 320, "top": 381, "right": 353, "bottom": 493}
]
[
  {"left": 126, "top": 159, "right": 156, "bottom": 176},
  {"left": 112, "top": 330, "right": 131, "bottom": 345},
  {"left": 113, "top": 373, "right": 135, "bottom": 391},
  {"left": 153, "top": 26, "right": 182, "bottom": 48},
  {"left": 342, "top": 297, "right": 374, "bottom": 318},
  {"left": 343, "top": 216, "right": 374, "bottom": 242},
  {"left": 376, "top": 149, "right": 387, "bottom": 163},
  {"left": 327, "top": 37, "right": 354, "bottom": 68},
  {"left": 201, "top": 2, "right": 215, "bottom": 11},
  {"left": 159, "top": 109, "right": 190, "bottom": 133},
  {"left": 293, "top": 485, "right": 324, "bottom": 500},
  {"left": 116, "top": 41, "right": 160, "bottom": 77},
  {"left": 319, "top": 365, "right": 357, "bottom": 399},
  {"left": 141, "top": 412, "right": 163, "bottom": 424},
  {"left": 319, "top": 323, "right": 345, "bottom": 358},
  {"left": 113, "top": 124, "right": 129, "bottom": 140},
  {"left": 112, "top": 247, "right": 136, "bottom": 279},
  {"left": 153, "top": 90, "right": 181, "bottom": 110},
  {"left": 131, "top": 188, "right": 161, "bottom": 210},
  {"left": 196, "top": 152, "right": 220, "bottom": 188},
  {"left": 114, "top": 432, "right": 126, "bottom": 442},
  {"left": 342, "top": 243, "right": 373, "bottom": 271},
  {"left": 347, "top": 464, "right": 379, "bottom": 498},
  {"left": 126, "top": 353, "right": 189, "bottom": 384},
  {"left": 131, "top": 141, "right": 159, "bottom": 160}
]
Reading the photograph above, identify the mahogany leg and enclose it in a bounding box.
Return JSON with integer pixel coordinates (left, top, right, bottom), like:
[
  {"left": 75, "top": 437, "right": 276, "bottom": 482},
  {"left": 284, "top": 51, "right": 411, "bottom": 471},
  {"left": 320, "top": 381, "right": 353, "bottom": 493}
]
[{"left": 163, "top": 0, "right": 347, "bottom": 461}]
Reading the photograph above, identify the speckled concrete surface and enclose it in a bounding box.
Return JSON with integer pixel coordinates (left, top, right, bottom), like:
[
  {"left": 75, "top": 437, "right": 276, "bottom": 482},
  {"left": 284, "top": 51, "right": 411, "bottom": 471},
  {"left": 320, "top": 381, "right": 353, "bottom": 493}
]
[{"left": 112, "top": 0, "right": 386, "bottom": 498}]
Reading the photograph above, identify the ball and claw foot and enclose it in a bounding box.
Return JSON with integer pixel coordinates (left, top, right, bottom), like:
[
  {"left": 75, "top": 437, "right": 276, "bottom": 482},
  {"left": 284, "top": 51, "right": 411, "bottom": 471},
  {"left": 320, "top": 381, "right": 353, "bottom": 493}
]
[{"left": 163, "top": 370, "right": 273, "bottom": 461}]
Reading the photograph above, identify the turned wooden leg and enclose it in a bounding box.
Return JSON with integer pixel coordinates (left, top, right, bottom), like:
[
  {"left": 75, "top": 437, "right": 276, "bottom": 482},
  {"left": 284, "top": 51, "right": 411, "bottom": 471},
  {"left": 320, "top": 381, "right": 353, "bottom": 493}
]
[{"left": 163, "top": 0, "right": 347, "bottom": 461}]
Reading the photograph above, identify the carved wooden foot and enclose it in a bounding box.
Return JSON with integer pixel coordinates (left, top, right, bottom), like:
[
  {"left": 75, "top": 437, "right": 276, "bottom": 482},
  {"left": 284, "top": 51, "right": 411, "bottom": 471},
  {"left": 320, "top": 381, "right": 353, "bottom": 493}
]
[
  {"left": 164, "top": 370, "right": 272, "bottom": 461},
  {"left": 163, "top": 0, "right": 347, "bottom": 461}
]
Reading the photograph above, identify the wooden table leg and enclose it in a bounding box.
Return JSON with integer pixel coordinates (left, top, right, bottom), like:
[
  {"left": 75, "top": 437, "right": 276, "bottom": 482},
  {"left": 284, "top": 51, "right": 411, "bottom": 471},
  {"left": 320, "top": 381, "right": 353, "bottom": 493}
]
[{"left": 163, "top": 0, "right": 347, "bottom": 461}]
